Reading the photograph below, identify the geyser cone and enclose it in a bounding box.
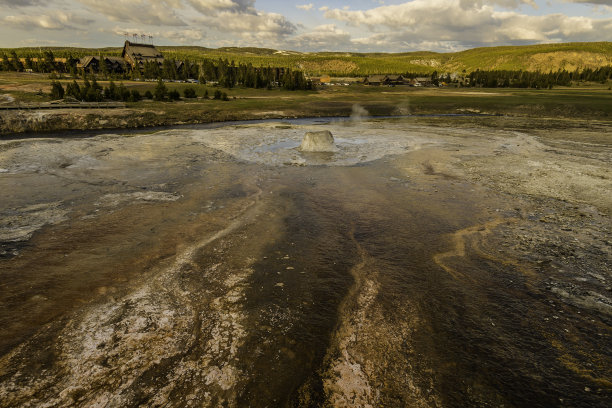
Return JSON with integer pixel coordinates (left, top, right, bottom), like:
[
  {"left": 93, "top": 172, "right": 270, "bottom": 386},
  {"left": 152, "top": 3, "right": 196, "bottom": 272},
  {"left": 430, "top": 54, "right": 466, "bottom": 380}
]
[{"left": 299, "top": 130, "right": 337, "bottom": 152}]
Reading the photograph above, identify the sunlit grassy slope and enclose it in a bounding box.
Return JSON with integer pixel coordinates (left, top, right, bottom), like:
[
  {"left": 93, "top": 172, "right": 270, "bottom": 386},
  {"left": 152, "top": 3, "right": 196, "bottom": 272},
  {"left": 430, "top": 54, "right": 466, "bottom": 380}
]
[{"left": 2, "top": 42, "right": 611, "bottom": 76}]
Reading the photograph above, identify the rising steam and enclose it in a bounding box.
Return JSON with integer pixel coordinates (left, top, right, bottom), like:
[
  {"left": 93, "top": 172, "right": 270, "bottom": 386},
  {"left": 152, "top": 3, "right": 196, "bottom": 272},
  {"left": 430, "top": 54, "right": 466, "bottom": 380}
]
[{"left": 351, "top": 104, "right": 369, "bottom": 122}]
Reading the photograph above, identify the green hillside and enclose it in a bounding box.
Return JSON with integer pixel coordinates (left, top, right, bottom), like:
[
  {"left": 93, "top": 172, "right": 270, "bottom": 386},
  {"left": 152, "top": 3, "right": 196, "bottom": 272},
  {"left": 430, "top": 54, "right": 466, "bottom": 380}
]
[
  {"left": 448, "top": 42, "right": 612, "bottom": 72},
  {"left": 2, "top": 42, "right": 611, "bottom": 76}
]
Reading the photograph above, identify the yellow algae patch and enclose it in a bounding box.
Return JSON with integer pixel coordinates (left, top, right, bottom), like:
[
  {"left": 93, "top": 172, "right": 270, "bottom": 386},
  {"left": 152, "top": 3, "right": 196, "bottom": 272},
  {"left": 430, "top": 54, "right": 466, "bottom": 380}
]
[{"left": 432, "top": 218, "right": 528, "bottom": 281}]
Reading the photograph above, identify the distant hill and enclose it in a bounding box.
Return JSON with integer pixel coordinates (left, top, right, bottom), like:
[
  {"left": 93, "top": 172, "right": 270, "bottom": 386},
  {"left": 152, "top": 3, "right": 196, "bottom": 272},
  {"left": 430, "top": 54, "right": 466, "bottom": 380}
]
[
  {"left": 2, "top": 42, "right": 610, "bottom": 76},
  {"left": 445, "top": 42, "right": 612, "bottom": 72}
]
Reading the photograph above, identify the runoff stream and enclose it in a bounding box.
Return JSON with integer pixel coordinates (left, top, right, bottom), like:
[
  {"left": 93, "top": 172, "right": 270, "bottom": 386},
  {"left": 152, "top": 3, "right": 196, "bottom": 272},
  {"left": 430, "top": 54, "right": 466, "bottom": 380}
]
[{"left": 0, "top": 119, "right": 610, "bottom": 407}]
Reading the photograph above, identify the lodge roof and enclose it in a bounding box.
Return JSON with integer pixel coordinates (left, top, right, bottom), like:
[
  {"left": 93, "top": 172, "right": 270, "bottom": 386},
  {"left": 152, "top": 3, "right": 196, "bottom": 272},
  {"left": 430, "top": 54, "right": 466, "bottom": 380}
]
[
  {"left": 77, "top": 55, "right": 127, "bottom": 72},
  {"left": 121, "top": 41, "right": 164, "bottom": 65},
  {"left": 78, "top": 56, "right": 98, "bottom": 68},
  {"left": 365, "top": 75, "right": 405, "bottom": 84},
  {"left": 105, "top": 56, "right": 126, "bottom": 64},
  {"left": 365, "top": 75, "right": 387, "bottom": 83}
]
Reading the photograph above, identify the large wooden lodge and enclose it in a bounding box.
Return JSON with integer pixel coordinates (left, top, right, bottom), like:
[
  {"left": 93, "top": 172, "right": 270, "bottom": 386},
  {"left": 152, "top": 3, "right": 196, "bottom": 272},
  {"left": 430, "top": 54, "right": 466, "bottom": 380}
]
[{"left": 78, "top": 40, "right": 165, "bottom": 74}]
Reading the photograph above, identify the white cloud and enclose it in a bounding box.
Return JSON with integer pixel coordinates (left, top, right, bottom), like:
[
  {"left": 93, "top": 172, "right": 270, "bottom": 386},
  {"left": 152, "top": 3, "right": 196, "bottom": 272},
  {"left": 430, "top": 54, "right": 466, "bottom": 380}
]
[
  {"left": 110, "top": 26, "right": 204, "bottom": 43},
  {"left": 458, "top": 0, "right": 537, "bottom": 8},
  {"left": 0, "top": 0, "right": 44, "bottom": 6},
  {"left": 20, "top": 38, "right": 61, "bottom": 46},
  {"left": 0, "top": 0, "right": 609, "bottom": 51},
  {"left": 296, "top": 3, "right": 314, "bottom": 11},
  {"left": 353, "top": 34, "right": 464, "bottom": 52},
  {"left": 79, "top": 0, "right": 294, "bottom": 46},
  {"left": 77, "top": 0, "right": 187, "bottom": 26},
  {"left": 563, "top": 0, "right": 612, "bottom": 4},
  {"left": 110, "top": 26, "right": 149, "bottom": 36},
  {"left": 325, "top": 1, "right": 496, "bottom": 36},
  {"left": 186, "top": 0, "right": 297, "bottom": 44},
  {"left": 197, "top": 10, "right": 296, "bottom": 40},
  {"left": 287, "top": 24, "right": 352, "bottom": 50},
  {"left": 3, "top": 11, "right": 93, "bottom": 30},
  {"left": 323, "top": 0, "right": 612, "bottom": 48},
  {"left": 157, "top": 29, "right": 205, "bottom": 43},
  {"left": 187, "top": 0, "right": 254, "bottom": 13}
]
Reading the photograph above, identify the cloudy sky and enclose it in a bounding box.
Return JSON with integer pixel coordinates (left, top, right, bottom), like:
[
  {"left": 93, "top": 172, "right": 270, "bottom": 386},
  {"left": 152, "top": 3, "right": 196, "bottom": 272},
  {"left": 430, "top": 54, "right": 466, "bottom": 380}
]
[{"left": 1, "top": 0, "right": 611, "bottom": 52}]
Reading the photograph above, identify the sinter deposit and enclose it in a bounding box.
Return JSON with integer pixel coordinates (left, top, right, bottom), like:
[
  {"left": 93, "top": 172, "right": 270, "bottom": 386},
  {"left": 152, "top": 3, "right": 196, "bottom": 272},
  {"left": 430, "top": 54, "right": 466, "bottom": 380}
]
[
  {"left": 299, "top": 130, "right": 337, "bottom": 152},
  {"left": 1, "top": 119, "right": 611, "bottom": 407}
]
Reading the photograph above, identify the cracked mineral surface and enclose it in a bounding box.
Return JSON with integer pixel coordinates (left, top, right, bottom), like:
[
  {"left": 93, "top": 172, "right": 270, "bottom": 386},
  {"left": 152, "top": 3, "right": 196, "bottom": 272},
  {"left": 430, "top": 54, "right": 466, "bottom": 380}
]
[{"left": 0, "top": 118, "right": 610, "bottom": 407}]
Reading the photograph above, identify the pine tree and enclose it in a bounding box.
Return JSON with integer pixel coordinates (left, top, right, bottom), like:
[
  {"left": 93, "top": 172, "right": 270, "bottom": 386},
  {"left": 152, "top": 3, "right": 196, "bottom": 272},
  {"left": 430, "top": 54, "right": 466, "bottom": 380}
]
[
  {"left": 10, "top": 51, "right": 24, "bottom": 72},
  {"left": 50, "top": 81, "right": 65, "bottom": 99},
  {"left": 154, "top": 78, "right": 167, "bottom": 101},
  {"left": 66, "top": 80, "right": 81, "bottom": 100}
]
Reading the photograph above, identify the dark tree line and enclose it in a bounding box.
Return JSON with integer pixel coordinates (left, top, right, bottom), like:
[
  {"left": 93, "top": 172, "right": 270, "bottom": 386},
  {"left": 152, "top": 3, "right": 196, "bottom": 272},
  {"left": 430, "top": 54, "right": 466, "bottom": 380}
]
[
  {"left": 193, "top": 58, "right": 314, "bottom": 90},
  {"left": 49, "top": 77, "right": 221, "bottom": 103},
  {"left": 467, "top": 67, "right": 612, "bottom": 89},
  {"left": 397, "top": 67, "right": 612, "bottom": 88},
  {"left": 0, "top": 50, "right": 79, "bottom": 74},
  {"left": 196, "top": 59, "right": 313, "bottom": 90},
  {"left": 62, "top": 78, "right": 104, "bottom": 102},
  {"left": 574, "top": 66, "right": 612, "bottom": 83},
  {"left": 52, "top": 78, "right": 143, "bottom": 102},
  {"left": 138, "top": 59, "right": 199, "bottom": 82},
  {"left": 2, "top": 50, "right": 313, "bottom": 91}
]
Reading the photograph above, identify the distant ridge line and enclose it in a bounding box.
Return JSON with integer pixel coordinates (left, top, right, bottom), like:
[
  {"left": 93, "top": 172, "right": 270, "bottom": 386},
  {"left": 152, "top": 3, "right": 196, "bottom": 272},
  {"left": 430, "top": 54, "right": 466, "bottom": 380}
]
[{"left": 1, "top": 41, "right": 610, "bottom": 76}]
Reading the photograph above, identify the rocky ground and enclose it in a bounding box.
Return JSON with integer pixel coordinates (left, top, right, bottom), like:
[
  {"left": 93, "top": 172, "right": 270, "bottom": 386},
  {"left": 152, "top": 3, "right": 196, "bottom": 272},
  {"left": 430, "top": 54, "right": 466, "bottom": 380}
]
[{"left": 0, "top": 118, "right": 610, "bottom": 407}]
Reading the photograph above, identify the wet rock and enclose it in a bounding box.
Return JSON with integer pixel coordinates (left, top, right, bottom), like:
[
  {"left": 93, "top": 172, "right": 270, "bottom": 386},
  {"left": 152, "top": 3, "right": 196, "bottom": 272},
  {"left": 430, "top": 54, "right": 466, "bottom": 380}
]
[
  {"left": 299, "top": 130, "right": 337, "bottom": 152},
  {"left": 0, "top": 202, "right": 69, "bottom": 242}
]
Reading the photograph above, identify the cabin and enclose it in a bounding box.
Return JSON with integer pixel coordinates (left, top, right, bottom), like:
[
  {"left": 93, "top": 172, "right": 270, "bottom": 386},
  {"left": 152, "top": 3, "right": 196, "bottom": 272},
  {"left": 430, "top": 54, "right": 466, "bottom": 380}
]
[
  {"left": 364, "top": 75, "right": 405, "bottom": 86},
  {"left": 77, "top": 56, "right": 127, "bottom": 74},
  {"left": 385, "top": 75, "right": 405, "bottom": 85},
  {"left": 364, "top": 75, "right": 385, "bottom": 86},
  {"left": 121, "top": 40, "right": 164, "bottom": 70},
  {"left": 411, "top": 77, "right": 432, "bottom": 87}
]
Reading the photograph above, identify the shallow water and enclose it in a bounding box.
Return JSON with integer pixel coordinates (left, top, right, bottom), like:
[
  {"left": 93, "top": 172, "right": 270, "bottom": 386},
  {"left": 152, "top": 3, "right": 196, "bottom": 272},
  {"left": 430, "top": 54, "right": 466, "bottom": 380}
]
[{"left": 0, "top": 119, "right": 610, "bottom": 407}]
